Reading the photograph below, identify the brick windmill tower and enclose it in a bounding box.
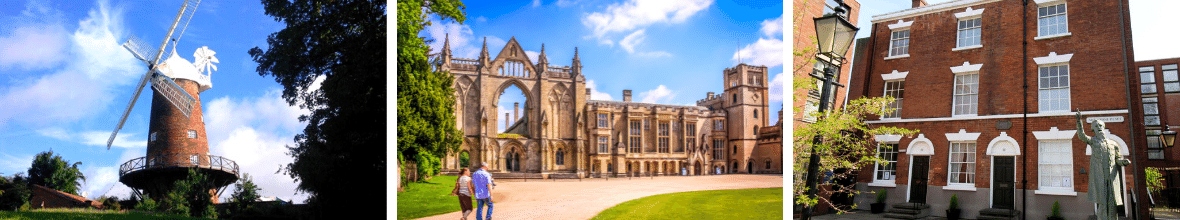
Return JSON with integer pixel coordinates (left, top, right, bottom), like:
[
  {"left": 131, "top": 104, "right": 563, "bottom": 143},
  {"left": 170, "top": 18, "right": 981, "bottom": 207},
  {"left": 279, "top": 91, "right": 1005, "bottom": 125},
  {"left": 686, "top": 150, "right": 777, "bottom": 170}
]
[{"left": 107, "top": 0, "right": 238, "bottom": 201}]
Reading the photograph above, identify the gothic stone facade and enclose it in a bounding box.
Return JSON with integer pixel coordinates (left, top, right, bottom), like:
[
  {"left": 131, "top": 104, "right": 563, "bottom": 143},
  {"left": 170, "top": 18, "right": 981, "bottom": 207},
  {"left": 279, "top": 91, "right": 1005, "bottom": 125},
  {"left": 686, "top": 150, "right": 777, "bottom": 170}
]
[
  {"left": 437, "top": 36, "right": 774, "bottom": 178},
  {"left": 847, "top": 0, "right": 1139, "bottom": 219}
]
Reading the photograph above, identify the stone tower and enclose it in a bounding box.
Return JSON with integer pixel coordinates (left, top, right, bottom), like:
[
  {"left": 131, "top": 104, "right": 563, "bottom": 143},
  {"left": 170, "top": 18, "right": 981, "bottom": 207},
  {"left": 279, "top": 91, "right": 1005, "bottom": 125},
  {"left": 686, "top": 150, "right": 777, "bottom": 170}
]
[{"left": 723, "top": 63, "right": 770, "bottom": 174}]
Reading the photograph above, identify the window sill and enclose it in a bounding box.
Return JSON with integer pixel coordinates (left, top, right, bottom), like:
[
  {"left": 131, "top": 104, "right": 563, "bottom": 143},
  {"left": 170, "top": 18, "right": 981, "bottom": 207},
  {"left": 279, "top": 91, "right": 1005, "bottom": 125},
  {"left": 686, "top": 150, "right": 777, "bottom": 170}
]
[
  {"left": 952, "top": 45, "right": 983, "bottom": 51},
  {"left": 1034, "top": 32, "right": 1072, "bottom": 41},
  {"left": 951, "top": 114, "right": 978, "bottom": 118},
  {"left": 943, "top": 185, "right": 977, "bottom": 191},
  {"left": 868, "top": 182, "right": 897, "bottom": 187},
  {"left": 884, "top": 54, "right": 910, "bottom": 60},
  {"left": 1034, "top": 189, "right": 1078, "bottom": 196}
]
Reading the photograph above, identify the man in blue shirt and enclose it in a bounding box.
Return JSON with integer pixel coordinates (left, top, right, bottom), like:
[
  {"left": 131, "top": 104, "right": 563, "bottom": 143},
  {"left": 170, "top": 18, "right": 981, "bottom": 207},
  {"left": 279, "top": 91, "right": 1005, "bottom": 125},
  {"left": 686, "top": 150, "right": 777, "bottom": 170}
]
[{"left": 473, "top": 162, "right": 494, "bottom": 220}]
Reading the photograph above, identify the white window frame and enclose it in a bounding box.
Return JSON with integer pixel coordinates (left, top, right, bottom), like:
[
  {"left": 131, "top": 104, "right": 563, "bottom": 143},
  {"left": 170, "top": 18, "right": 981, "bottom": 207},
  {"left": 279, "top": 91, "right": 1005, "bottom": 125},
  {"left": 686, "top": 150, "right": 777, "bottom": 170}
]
[
  {"left": 1032, "top": 127, "right": 1078, "bottom": 195},
  {"left": 952, "top": 72, "right": 979, "bottom": 116},
  {"left": 885, "top": 20, "right": 913, "bottom": 60},
  {"left": 1141, "top": 66, "right": 1158, "bottom": 94},
  {"left": 1145, "top": 97, "right": 1161, "bottom": 126},
  {"left": 870, "top": 143, "right": 899, "bottom": 187},
  {"left": 1037, "top": 140, "right": 1074, "bottom": 193},
  {"left": 1034, "top": 1, "right": 1071, "bottom": 40},
  {"left": 1163, "top": 64, "right": 1179, "bottom": 93},
  {"left": 887, "top": 30, "right": 911, "bottom": 59},
  {"left": 883, "top": 80, "right": 905, "bottom": 119},
  {"left": 954, "top": 17, "right": 982, "bottom": 50},
  {"left": 1033, "top": 52, "right": 1074, "bottom": 113},
  {"left": 947, "top": 142, "right": 977, "bottom": 187},
  {"left": 187, "top": 130, "right": 197, "bottom": 139},
  {"left": 150, "top": 132, "right": 157, "bottom": 142},
  {"left": 1037, "top": 64, "right": 1071, "bottom": 112}
]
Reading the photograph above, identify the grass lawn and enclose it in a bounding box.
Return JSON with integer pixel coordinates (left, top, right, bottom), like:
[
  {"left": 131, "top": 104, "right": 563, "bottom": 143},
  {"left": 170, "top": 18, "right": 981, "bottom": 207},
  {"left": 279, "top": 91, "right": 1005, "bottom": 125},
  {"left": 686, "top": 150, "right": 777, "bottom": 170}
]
[
  {"left": 0, "top": 208, "right": 212, "bottom": 220},
  {"left": 397, "top": 175, "right": 475, "bottom": 220},
  {"left": 592, "top": 187, "right": 783, "bottom": 220}
]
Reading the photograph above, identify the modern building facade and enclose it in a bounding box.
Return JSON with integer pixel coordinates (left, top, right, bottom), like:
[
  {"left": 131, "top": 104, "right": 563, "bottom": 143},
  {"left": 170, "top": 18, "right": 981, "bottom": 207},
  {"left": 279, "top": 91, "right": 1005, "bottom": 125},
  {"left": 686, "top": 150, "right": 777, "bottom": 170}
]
[
  {"left": 435, "top": 36, "right": 779, "bottom": 179},
  {"left": 847, "top": 0, "right": 1139, "bottom": 219},
  {"left": 1132, "top": 57, "right": 1180, "bottom": 214}
]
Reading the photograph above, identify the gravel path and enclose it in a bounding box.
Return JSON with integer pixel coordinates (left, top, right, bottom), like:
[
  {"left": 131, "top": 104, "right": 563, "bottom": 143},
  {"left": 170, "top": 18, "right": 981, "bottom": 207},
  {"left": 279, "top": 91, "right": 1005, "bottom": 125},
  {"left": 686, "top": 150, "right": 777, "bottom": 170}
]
[{"left": 414, "top": 174, "right": 784, "bottom": 220}]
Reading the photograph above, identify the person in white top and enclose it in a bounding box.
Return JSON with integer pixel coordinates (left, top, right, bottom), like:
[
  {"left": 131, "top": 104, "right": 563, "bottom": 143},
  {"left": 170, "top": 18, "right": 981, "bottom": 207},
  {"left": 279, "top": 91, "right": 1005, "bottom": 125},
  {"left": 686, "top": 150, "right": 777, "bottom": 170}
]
[{"left": 452, "top": 168, "right": 476, "bottom": 220}]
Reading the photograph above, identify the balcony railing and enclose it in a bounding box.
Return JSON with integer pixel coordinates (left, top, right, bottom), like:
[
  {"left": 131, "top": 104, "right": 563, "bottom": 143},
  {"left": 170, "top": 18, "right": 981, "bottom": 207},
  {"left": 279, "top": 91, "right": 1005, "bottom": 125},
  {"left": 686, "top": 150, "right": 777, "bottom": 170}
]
[{"left": 119, "top": 153, "right": 239, "bottom": 177}]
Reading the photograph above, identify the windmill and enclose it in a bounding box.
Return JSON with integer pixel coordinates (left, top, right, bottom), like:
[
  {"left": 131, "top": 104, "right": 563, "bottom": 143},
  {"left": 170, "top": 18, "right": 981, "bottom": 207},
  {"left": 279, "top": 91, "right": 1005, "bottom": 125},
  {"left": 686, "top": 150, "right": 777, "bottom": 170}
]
[{"left": 112, "top": 0, "right": 238, "bottom": 202}]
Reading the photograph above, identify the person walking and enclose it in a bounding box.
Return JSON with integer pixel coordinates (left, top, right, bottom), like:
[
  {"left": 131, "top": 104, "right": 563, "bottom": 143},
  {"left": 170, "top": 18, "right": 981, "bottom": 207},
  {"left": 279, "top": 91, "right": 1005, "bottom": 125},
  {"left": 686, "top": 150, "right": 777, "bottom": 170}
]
[
  {"left": 451, "top": 168, "right": 476, "bottom": 220},
  {"left": 473, "top": 162, "right": 494, "bottom": 220}
]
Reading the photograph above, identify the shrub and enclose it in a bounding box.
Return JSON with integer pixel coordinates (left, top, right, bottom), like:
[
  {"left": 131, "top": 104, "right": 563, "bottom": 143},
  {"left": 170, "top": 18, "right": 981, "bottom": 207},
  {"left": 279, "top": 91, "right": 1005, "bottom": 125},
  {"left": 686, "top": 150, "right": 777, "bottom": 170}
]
[
  {"left": 1049, "top": 201, "right": 1062, "bottom": 218},
  {"left": 99, "top": 196, "right": 121, "bottom": 210},
  {"left": 228, "top": 173, "right": 261, "bottom": 217},
  {"left": 135, "top": 196, "right": 158, "bottom": 212},
  {"left": 875, "top": 189, "right": 887, "bottom": 203},
  {"left": 949, "top": 194, "right": 958, "bottom": 209},
  {"left": 0, "top": 174, "right": 31, "bottom": 211}
]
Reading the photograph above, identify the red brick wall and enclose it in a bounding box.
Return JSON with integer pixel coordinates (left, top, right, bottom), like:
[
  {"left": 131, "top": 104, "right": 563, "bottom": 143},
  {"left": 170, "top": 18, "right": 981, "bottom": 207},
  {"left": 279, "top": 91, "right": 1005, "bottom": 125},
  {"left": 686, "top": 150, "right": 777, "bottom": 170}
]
[{"left": 147, "top": 78, "right": 210, "bottom": 165}]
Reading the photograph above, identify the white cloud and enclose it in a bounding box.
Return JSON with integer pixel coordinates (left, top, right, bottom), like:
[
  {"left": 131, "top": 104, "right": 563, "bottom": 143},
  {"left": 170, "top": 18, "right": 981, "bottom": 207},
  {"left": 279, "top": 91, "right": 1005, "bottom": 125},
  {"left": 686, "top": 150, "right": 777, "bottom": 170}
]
[
  {"left": 36, "top": 127, "right": 71, "bottom": 140},
  {"left": 80, "top": 165, "right": 120, "bottom": 199},
  {"left": 619, "top": 30, "right": 645, "bottom": 53},
  {"left": 733, "top": 15, "right": 785, "bottom": 68},
  {"left": 532, "top": 0, "right": 542, "bottom": 7},
  {"left": 525, "top": 50, "right": 540, "bottom": 63},
  {"left": 583, "top": 0, "right": 713, "bottom": 39},
  {"left": 475, "top": 16, "right": 488, "bottom": 23},
  {"left": 0, "top": 153, "right": 33, "bottom": 176},
  {"left": 638, "top": 85, "right": 677, "bottom": 104},
  {"left": 733, "top": 38, "right": 784, "bottom": 68},
  {"left": 0, "top": 1, "right": 69, "bottom": 71},
  {"left": 423, "top": 21, "right": 507, "bottom": 60},
  {"left": 556, "top": 0, "right": 579, "bottom": 7},
  {"left": 35, "top": 128, "right": 146, "bottom": 149},
  {"left": 585, "top": 79, "right": 613, "bottom": 100},
  {"left": 760, "top": 15, "right": 784, "bottom": 38},
  {"left": 636, "top": 51, "right": 672, "bottom": 58},
  {"left": 768, "top": 72, "right": 784, "bottom": 102},
  {"left": 204, "top": 90, "right": 309, "bottom": 203},
  {"left": 0, "top": 1, "right": 143, "bottom": 128}
]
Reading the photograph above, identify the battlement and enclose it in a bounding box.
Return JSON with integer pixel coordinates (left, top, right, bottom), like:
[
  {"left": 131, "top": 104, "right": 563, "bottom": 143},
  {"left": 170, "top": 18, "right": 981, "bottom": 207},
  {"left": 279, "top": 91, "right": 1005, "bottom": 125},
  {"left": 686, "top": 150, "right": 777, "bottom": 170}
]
[{"left": 696, "top": 92, "right": 725, "bottom": 105}]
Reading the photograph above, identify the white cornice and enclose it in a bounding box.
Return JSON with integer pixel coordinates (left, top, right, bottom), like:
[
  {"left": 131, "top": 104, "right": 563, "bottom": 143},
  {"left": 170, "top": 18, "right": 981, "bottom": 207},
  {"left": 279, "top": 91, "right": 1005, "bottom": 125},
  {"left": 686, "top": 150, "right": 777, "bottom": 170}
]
[
  {"left": 1032, "top": 127, "right": 1076, "bottom": 140},
  {"left": 907, "top": 134, "right": 934, "bottom": 156},
  {"left": 875, "top": 134, "right": 903, "bottom": 143},
  {"left": 1033, "top": 52, "right": 1074, "bottom": 65},
  {"left": 954, "top": 7, "right": 984, "bottom": 19},
  {"left": 888, "top": 20, "right": 914, "bottom": 30},
  {"left": 882, "top": 70, "right": 909, "bottom": 81},
  {"left": 867, "top": 109, "right": 1129, "bottom": 123},
  {"left": 872, "top": 0, "right": 1003, "bottom": 23},
  {"left": 946, "top": 129, "right": 981, "bottom": 142},
  {"left": 1034, "top": 0, "right": 1067, "bottom": 7},
  {"left": 950, "top": 61, "right": 983, "bottom": 74}
]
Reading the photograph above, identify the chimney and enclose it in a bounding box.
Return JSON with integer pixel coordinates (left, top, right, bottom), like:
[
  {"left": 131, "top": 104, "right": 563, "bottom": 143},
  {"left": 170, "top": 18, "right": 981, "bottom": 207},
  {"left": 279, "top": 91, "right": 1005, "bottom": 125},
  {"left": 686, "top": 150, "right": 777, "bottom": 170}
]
[
  {"left": 707, "top": 92, "right": 714, "bottom": 98},
  {"left": 913, "top": 0, "right": 927, "bottom": 8},
  {"left": 505, "top": 113, "right": 510, "bottom": 128},
  {"left": 514, "top": 102, "right": 520, "bottom": 121},
  {"left": 623, "top": 90, "right": 632, "bottom": 102}
]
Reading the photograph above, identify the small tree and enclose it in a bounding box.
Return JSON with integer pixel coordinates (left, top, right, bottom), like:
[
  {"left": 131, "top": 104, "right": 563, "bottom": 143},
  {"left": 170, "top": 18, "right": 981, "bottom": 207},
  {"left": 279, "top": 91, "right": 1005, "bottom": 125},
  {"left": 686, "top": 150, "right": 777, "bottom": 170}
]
[
  {"left": 27, "top": 151, "right": 86, "bottom": 194},
  {"left": 229, "top": 173, "right": 261, "bottom": 216},
  {"left": 1147, "top": 167, "right": 1164, "bottom": 193},
  {"left": 98, "top": 195, "right": 121, "bottom": 210},
  {"left": 135, "top": 196, "right": 158, "bottom": 212},
  {"left": 791, "top": 0, "right": 918, "bottom": 214}
]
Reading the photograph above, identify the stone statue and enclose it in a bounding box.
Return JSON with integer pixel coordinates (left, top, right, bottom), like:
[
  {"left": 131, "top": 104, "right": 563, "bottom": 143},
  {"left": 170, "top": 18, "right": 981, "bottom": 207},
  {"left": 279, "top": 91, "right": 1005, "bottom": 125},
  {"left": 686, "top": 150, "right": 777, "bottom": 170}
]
[{"left": 1075, "top": 109, "right": 1130, "bottom": 220}]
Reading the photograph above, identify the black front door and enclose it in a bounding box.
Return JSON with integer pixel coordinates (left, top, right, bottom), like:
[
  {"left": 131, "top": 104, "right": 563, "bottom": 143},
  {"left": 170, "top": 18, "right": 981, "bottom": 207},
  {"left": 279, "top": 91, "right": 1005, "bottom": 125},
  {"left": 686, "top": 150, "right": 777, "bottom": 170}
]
[
  {"left": 993, "top": 156, "right": 1015, "bottom": 209},
  {"left": 910, "top": 156, "right": 929, "bottom": 204}
]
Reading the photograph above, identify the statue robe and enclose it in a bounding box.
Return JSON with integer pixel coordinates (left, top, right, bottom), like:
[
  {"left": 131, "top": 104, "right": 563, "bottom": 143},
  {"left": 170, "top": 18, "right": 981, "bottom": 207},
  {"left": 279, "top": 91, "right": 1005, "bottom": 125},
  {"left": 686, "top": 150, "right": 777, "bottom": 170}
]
[{"left": 1086, "top": 136, "right": 1126, "bottom": 220}]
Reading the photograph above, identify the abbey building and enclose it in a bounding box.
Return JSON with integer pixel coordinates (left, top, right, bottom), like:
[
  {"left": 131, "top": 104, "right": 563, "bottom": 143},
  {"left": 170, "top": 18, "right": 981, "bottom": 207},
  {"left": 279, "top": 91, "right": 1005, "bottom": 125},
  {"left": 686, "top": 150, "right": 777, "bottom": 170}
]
[{"left": 438, "top": 36, "right": 781, "bottom": 178}]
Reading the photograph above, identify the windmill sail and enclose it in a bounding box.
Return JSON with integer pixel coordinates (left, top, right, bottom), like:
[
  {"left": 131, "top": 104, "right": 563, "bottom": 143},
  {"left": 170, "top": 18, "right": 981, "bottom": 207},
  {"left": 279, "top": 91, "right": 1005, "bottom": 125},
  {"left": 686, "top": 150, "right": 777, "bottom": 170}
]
[
  {"left": 122, "top": 36, "right": 158, "bottom": 65},
  {"left": 107, "top": 0, "right": 198, "bottom": 150},
  {"left": 150, "top": 73, "right": 196, "bottom": 118}
]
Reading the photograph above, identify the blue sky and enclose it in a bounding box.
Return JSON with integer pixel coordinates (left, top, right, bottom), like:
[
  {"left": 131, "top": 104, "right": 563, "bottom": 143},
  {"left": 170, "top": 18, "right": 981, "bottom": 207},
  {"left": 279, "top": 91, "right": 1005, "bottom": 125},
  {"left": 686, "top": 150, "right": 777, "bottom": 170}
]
[
  {"left": 854, "top": 0, "right": 1180, "bottom": 61},
  {"left": 0, "top": 0, "right": 306, "bottom": 203},
  {"left": 420, "top": 0, "right": 786, "bottom": 130}
]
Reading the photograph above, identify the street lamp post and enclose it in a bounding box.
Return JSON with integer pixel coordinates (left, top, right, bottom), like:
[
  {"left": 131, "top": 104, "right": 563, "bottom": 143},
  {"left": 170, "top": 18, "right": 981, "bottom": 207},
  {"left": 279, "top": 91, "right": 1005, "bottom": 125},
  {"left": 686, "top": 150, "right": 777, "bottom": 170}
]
[
  {"left": 1160, "top": 125, "right": 1177, "bottom": 148},
  {"left": 801, "top": 1, "right": 858, "bottom": 219}
]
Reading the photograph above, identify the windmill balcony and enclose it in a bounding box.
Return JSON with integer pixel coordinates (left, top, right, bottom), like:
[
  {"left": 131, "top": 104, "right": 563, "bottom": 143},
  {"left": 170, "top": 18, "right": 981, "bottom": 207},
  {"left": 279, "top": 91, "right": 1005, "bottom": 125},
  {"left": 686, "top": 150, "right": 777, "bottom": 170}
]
[{"left": 118, "top": 153, "right": 240, "bottom": 192}]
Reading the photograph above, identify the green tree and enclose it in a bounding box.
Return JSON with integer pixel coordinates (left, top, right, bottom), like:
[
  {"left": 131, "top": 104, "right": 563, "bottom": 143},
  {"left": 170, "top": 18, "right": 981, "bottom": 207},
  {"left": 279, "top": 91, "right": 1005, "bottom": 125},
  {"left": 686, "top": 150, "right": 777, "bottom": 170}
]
[
  {"left": 229, "top": 173, "right": 261, "bottom": 216},
  {"left": 159, "top": 169, "right": 216, "bottom": 218},
  {"left": 27, "top": 151, "right": 85, "bottom": 194},
  {"left": 135, "top": 195, "right": 158, "bottom": 212},
  {"left": 0, "top": 174, "right": 31, "bottom": 211},
  {"left": 791, "top": 1, "right": 918, "bottom": 214},
  {"left": 249, "top": 0, "right": 388, "bottom": 218},
  {"left": 396, "top": 0, "right": 465, "bottom": 182},
  {"left": 98, "top": 195, "right": 121, "bottom": 210}
]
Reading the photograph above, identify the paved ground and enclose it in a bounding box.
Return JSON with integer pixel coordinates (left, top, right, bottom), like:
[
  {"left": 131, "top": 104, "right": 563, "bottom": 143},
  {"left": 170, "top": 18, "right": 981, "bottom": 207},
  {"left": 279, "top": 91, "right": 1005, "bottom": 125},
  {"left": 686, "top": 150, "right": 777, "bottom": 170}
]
[
  {"left": 1154, "top": 207, "right": 1180, "bottom": 220},
  {"left": 414, "top": 174, "right": 783, "bottom": 220},
  {"left": 806, "top": 211, "right": 945, "bottom": 220}
]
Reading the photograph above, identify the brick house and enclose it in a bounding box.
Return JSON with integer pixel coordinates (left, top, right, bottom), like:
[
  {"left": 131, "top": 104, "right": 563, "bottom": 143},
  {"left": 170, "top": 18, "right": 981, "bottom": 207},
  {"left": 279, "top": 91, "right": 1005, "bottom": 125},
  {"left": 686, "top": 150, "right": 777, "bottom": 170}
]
[
  {"left": 28, "top": 184, "right": 103, "bottom": 209},
  {"left": 846, "top": 0, "right": 1140, "bottom": 219}
]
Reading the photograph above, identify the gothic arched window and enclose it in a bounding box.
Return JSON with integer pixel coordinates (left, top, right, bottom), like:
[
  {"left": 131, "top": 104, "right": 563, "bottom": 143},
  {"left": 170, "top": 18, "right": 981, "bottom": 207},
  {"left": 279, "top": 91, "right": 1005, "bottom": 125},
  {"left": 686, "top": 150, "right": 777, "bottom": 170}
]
[{"left": 555, "top": 149, "right": 565, "bottom": 165}]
